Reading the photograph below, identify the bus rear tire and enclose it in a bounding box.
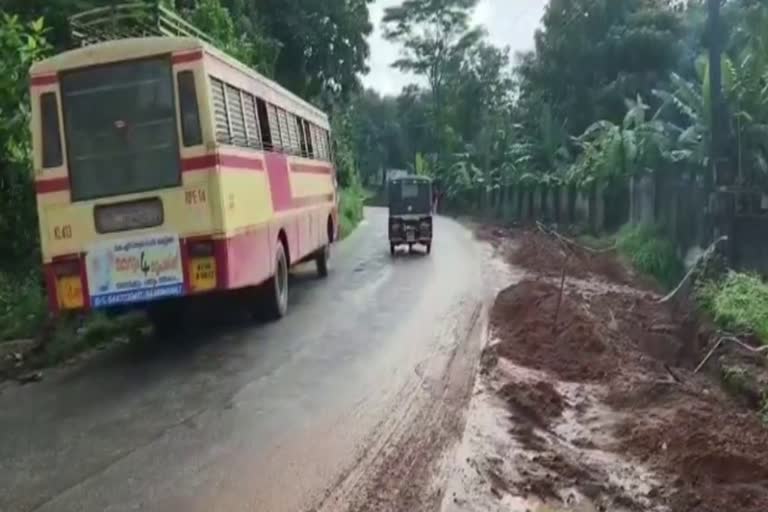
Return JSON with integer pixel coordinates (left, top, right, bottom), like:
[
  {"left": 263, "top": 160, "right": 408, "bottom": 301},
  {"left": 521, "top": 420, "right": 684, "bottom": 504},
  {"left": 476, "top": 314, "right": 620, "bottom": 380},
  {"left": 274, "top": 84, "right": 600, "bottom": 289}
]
[
  {"left": 390, "top": 243, "right": 396, "bottom": 256},
  {"left": 148, "top": 300, "right": 185, "bottom": 338},
  {"left": 425, "top": 242, "right": 432, "bottom": 255},
  {"left": 262, "top": 242, "right": 288, "bottom": 320},
  {"left": 316, "top": 244, "right": 330, "bottom": 278}
]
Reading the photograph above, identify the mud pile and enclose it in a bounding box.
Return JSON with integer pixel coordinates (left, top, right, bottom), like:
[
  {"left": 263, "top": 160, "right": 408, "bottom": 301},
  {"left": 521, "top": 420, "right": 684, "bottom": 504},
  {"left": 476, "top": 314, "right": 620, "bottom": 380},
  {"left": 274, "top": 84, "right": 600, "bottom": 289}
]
[
  {"left": 482, "top": 228, "right": 768, "bottom": 512},
  {"left": 498, "top": 227, "right": 635, "bottom": 285},
  {"left": 489, "top": 281, "right": 619, "bottom": 382}
]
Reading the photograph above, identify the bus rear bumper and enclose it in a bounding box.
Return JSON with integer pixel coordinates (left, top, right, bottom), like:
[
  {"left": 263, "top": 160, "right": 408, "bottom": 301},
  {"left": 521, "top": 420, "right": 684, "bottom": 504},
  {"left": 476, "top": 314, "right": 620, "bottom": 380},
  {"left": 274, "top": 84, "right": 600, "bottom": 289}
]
[{"left": 43, "top": 229, "right": 276, "bottom": 315}]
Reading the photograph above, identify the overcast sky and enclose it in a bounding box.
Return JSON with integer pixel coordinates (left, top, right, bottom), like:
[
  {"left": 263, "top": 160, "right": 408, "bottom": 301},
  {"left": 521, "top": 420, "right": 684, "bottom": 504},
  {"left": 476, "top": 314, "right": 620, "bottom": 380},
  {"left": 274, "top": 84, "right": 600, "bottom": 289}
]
[{"left": 362, "top": 0, "right": 549, "bottom": 96}]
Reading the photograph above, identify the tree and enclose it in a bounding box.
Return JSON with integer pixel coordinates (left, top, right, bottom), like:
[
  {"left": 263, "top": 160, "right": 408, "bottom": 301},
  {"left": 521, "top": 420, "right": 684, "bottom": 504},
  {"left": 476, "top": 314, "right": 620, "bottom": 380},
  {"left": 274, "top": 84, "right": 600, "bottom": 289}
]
[
  {"left": 569, "top": 96, "right": 672, "bottom": 187},
  {"left": 383, "top": 0, "right": 484, "bottom": 172},
  {"left": 255, "top": 0, "right": 374, "bottom": 102},
  {"left": 185, "top": 0, "right": 277, "bottom": 75},
  {"left": 517, "top": 0, "right": 685, "bottom": 136},
  {"left": 348, "top": 90, "right": 406, "bottom": 185},
  {"left": 0, "top": 14, "right": 50, "bottom": 267}
]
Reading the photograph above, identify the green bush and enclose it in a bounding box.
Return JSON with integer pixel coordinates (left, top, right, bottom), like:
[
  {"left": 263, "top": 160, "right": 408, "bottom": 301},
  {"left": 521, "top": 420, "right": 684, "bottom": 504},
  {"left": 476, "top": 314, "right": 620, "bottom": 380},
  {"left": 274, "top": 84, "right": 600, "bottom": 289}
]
[
  {"left": 617, "top": 224, "right": 683, "bottom": 289},
  {"left": 0, "top": 271, "right": 47, "bottom": 341},
  {"left": 697, "top": 272, "right": 768, "bottom": 344},
  {"left": 339, "top": 187, "right": 364, "bottom": 238}
]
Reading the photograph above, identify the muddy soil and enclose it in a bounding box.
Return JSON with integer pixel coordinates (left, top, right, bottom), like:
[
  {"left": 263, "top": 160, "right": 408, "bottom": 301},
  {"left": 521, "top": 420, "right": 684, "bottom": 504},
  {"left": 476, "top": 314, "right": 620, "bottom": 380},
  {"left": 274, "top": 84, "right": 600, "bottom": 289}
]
[
  {"left": 453, "top": 227, "right": 768, "bottom": 512},
  {"left": 475, "top": 225, "right": 638, "bottom": 286}
]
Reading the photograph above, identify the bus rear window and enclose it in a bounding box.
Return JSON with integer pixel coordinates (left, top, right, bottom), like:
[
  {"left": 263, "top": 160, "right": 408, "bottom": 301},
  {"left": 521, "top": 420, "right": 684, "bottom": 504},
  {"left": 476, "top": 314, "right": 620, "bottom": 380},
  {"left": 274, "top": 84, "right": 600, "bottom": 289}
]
[
  {"left": 177, "top": 70, "right": 202, "bottom": 146},
  {"left": 41, "top": 92, "right": 63, "bottom": 168},
  {"left": 60, "top": 57, "right": 180, "bottom": 201}
]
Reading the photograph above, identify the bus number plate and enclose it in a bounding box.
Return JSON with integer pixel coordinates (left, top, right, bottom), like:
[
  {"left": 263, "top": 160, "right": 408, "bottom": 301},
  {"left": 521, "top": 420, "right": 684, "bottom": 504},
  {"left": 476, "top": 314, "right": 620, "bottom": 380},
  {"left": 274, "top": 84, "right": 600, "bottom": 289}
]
[{"left": 190, "top": 257, "right": 216, "bottom": 292}]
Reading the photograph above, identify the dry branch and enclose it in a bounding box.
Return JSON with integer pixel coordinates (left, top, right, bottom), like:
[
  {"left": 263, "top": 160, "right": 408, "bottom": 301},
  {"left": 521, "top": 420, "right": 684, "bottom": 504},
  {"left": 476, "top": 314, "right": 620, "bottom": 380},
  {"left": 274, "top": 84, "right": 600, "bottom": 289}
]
[
  {"left": 658, "top": 236, "right": 728, "bottom": 304},
  {"left": 536, "top": 221, "right": 616, "bottom": 254},
  {"left": 694, "top": 335, "right": 768, "bottom": 374}
]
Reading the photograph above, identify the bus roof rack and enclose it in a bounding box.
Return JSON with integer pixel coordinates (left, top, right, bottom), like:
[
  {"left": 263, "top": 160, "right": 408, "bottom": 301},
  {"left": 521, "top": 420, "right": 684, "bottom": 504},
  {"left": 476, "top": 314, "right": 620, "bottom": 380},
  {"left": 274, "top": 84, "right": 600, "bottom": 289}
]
[{"left": 69, "top": 1, "right": 216, "bottom": 47}]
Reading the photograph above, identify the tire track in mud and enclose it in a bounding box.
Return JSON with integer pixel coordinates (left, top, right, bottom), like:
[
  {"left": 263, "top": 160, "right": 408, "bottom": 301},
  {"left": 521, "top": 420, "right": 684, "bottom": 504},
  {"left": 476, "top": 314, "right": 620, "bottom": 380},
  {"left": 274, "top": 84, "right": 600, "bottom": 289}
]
[{"left": 312, "top": 296, "right": 488, "bottom": 512}]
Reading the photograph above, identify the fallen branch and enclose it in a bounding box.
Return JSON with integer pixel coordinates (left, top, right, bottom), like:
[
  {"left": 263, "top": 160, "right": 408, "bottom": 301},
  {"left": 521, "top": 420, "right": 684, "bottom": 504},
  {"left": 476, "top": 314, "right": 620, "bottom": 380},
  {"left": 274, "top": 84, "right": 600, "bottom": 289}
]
[
  {"left": 694, "top": 335, "right": 768, "bottom": 374},
  {"left": 658, "top": 236, "right": 728, "bottom": 304},
  {"left": 664, "top": 364, "right": 684, "bottom": 384},
  {"left": 536, "top": 221, "right": 616, "bottom": 254},
  {"left": 694, "top": 337, "right": 726, "bottom": 374}
]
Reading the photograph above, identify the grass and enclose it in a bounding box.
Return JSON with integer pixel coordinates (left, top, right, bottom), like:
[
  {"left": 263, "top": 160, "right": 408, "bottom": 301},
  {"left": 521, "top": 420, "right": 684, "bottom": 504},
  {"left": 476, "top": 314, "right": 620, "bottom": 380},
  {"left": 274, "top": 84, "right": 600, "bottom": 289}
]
[
  {"left": 616, "top": 224, "right": 684, "bottom": 289},
  {"left": 0, "top": 269, "right": 149, "bottom": 370},
  {"left": 36, "top": 312, "right": 147, "bottom": 366},
  {"left": 0, "top": 271, "right": 47, "bottom": 342},
  {"left": 697, "top": 272, "right": 768, "bottom": 343},
  {"left": 339, "top": 186, "right": 365, "bottom": 238}
]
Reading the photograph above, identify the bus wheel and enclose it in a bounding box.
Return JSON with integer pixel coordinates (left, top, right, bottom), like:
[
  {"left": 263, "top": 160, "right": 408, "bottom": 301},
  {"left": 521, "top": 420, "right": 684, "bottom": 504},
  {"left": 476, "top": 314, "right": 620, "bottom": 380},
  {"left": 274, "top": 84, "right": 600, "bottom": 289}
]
[
  {"left": 390, "top": 243, "right": 396, "bottom": 256},
  {"left": 316, "top": 243, "right": 330, "bottom": 278},
  {"left": 263, "top": 242, "right": 289, "bottom": 320},
  {"left": 425, "top": 242, "right": 432, "bottom": 255},
  {"left": 148, "top": 300, "right": 185, "bottom": 338}
]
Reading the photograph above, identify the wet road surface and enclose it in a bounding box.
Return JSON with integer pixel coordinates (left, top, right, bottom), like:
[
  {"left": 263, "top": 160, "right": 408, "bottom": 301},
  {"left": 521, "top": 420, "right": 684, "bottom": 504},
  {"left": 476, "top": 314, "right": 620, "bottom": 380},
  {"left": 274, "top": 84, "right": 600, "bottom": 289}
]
[{"left": 0, "top": 208, "right": 495, "bottom": 512}]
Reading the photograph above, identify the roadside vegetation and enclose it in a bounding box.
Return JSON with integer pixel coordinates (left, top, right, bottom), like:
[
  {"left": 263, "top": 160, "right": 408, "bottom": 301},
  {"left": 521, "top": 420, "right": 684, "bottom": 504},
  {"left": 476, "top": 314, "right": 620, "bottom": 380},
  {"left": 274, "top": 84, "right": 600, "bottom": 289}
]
[
  {"left": 616, "top": 224, "right": 683, "bottom": 289},
  {"left": 339, "top": 187, "right": 365, "bottom": 239},
  {"left": 697, "top": 272, "right": 768, "bottom": 344}
]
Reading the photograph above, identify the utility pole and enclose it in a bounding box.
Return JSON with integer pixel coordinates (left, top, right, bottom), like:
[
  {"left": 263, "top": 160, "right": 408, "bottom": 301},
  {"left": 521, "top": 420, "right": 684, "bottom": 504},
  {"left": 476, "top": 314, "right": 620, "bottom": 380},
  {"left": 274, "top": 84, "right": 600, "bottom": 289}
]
[
  {"left": 708, "top": 0, "right": 724, "bottom": 187},
  {"left": 707, "top": 0, "right": 732, "bottom": 260}
]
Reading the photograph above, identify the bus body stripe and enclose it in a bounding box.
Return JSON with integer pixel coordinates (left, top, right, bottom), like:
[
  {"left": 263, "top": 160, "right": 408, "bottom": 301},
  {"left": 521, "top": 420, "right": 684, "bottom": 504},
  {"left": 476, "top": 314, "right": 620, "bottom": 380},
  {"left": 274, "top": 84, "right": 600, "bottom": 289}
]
[
  {"left": 291, "top": 163, "right": 332, "bottom": 175},
  {"left": 181, "top": 153, "right": 265, "bottom": 172},
  {"left": 264, "top": 152, "right": 293, "bottom": 211},
  {"left": 31, "top": 74, "right": 58, "bottom": 87},
  {"left": 181, "top": 154, "right": 219, "bottom": 172},
  {"left": 36, "top": 177, "right": 70, "bottom": 194},
  {"left": 172, "top": 50, "right": 204, "bottom": 65},
  {"left": 36, "top": 153, "right": 332, "bottom": 192}
]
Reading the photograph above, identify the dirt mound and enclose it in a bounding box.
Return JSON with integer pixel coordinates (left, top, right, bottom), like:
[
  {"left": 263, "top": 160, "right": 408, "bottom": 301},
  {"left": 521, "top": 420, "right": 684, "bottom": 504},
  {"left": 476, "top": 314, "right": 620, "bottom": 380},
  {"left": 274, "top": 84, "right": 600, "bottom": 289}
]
[
  {"left": 498, "top": 380, "right": 565, "bottom": 427},
  {"left": 617, "top": 401, "right": 768, "bottom": 512},
  {"left": 488, "top": 280, "right": 618, "bottom": 382},
  {"left": 480, "top": 226, "right": 768, "bottom": 512},
  {"left": 509, "top": 230, "right": 634, "bottom": 285}
]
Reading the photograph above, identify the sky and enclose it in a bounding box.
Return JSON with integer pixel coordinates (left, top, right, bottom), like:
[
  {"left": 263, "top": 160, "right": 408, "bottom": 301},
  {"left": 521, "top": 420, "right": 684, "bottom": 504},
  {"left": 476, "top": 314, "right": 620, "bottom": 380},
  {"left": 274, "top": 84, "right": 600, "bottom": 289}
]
[{"left": 362, "top": 0, "right": 549, "bottom": 96}]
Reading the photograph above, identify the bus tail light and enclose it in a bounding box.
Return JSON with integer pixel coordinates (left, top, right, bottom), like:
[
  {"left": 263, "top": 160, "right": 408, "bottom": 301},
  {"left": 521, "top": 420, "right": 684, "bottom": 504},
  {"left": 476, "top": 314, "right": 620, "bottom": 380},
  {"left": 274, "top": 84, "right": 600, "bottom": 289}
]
[
  {"left": 188, "top": 240, "right": 217, "bottom": 292},
  {"left": 53, "top": 259, "right": 85, "bottom": 310}
]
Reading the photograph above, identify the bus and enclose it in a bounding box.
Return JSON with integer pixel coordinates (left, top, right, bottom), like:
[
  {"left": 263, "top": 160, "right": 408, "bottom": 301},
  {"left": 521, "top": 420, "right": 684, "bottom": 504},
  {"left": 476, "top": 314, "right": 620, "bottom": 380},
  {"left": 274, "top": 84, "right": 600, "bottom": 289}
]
[{"left": 29, "top": 36, "right": 338, "bottom": 325}]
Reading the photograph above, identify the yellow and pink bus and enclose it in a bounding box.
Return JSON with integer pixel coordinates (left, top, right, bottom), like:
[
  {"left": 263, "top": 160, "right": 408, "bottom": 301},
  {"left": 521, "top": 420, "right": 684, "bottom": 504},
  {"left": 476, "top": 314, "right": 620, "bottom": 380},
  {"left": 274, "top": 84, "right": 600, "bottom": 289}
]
[{"left": 29, "top": 36, "right": 338, "bottom": 323}]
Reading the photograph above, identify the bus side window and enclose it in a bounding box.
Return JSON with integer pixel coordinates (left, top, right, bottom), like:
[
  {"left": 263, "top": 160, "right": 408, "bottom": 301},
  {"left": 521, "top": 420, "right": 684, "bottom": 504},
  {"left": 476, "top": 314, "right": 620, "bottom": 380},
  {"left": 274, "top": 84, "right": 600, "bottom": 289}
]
[
  {"left": 267, "top": 103, "right": 282, "bottom": 150},
  {"left": 41, "top": 92, "right": 63, "bottom": 168},
  {"left": 303, "top": 120, "right": 314, "bottom": 158},
  {"left": 297, "top": 117, "right": 308, "bottom": 157},
  {"left": 317, "top": 127, "right": 328, "bottom": 161},
  {"left": 255, "top": 98, "right": 272, "bottom": 150},
  {"left": 277, "top": 108, "right": 291, "bottom": 154},
  {"left": 225, "top": 84, "right": 247, "bottom": 146},
  {"left": 177, "top": 71, "right": 202, "bottom": 146},
  {"left": 210, "top": 77, "right": 230, "bottom": 144},
  {"left": 325, "top": 130, "right": 333, "bottom": 163},
  {"left": 286, "top": 112, "right": 301, "bottom": 156},
  {"left": 242, "top": 92, "right": 262, "bottom": 149}
]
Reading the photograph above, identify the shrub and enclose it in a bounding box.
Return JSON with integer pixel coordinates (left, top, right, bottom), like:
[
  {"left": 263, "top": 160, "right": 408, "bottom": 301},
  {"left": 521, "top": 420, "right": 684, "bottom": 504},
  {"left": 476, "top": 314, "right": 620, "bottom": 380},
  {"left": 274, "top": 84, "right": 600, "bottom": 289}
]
[
  {"left": 617, "top": 224, "right": 683, "bottom": 289},
  {"left": 697, "top": 272, "right": 768, "bottom": 343},
  {"left": 339, "top": 187, "right": 364, "bottom": 238},
  {"left": 0, "top": 271, "right": 47, "bottom": 341}
]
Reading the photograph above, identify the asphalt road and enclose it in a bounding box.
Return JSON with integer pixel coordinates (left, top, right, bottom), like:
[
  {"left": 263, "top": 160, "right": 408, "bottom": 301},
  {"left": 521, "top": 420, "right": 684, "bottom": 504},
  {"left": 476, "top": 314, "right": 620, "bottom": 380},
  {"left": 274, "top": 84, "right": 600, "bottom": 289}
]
[{"left": 0, "top": 208, "right": 495, "bottom": 512}]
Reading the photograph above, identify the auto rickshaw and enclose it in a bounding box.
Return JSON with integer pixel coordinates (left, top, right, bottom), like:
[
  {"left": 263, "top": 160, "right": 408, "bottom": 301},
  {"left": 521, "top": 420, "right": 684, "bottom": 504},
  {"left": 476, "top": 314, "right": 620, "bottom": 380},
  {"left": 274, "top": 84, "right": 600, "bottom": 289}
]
[{"left": 388, "top": 175, "right": 433, "bottom": 255}]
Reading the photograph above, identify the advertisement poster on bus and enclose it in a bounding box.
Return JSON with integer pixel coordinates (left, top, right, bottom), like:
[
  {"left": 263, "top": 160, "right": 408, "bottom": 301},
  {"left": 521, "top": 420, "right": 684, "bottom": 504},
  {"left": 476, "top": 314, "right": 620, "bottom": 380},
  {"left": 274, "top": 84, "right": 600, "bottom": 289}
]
[{"left": 85, "top": 233, "right": 184, "bottom": 308}]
